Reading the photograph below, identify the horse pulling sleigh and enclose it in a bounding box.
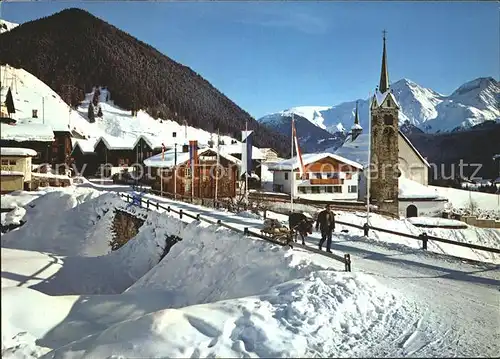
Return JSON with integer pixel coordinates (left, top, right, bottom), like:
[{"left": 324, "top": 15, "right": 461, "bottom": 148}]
[{"left": 260, "top": 212, "right": 315, "bottom": 246}]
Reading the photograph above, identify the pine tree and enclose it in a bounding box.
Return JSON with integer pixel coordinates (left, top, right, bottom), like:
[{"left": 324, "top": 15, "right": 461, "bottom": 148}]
[
  {"left": 5, "top": 87, "right": 15, "bottom": 115},
  {"left": 88, "top": 102, "right": 95, "bottom": 122}
]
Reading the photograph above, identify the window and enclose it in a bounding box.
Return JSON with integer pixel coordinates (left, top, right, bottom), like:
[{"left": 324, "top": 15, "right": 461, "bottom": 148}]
[
  {"left": 314, "top": 173, "right": 322, "bottom": 179},
  {"left": 326, "top": 172, "right": 339, "bottom": 179},
  {"left": 386, "top": 98, "right": 391, "bottom": 107},
  {"left": 348, "top": 185, "right": 357, "bottom": 193},
  {"left": 185, "top": 168, "right": 192, "bottom": 178},
  {"left": 295, "top": 173, "right": 301, "bottom": 180},
  {"left": 326, "top": 186, "right": 333, "bottom": 193},
  {"left": 333, "top": 186, "right": 342, "bottom": 193},
  {"left": 298, "top": 186, "right": 307, "bottom": 194},
  {"left": 346, "top": 173, "right": 353, "bottom": 180},
  {"left": 284, "top": 172, "right": 289, "bottom": 180},
  {"left": 32, "top": 109, "right": 38, "bottom": 118},
  {"left": 311, "top": 187, "right": 320, "bottom": 194},
  {"left": 384, "top": 115, "right": 393, "bottom": 125},
  {"left": 1, "top": 159, "right": 17, "bottom": 165}
]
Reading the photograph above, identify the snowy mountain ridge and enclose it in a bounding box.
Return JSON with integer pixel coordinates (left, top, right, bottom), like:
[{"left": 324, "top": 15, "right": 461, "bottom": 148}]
[
  {"left": 0, "top": 20, "right": 19, "bottom": 34},
  {"left": 259, "top": 77, "right": 500, "bottom": 135}
]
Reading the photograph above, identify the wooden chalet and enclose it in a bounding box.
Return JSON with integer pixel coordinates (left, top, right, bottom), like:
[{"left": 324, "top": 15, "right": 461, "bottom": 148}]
[
  {"left": 144, "top": 146, "right": 239, "bottom": 199},
  {"left": 71, "top": 135, "right": 163, "bottom": 177}
]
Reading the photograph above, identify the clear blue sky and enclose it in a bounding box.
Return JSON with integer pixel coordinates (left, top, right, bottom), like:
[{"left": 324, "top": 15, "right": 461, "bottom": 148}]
[{"left": 2, "top": 1, "right": 498, "bottom": 119}]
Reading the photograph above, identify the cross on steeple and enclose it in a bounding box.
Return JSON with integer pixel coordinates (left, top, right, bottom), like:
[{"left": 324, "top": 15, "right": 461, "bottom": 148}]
[{"left": 382, "top": 29, "right": 387, "bottom": 40}]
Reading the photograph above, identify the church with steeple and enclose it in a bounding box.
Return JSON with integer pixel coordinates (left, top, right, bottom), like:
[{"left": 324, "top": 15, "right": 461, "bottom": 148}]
[
  {"left": 335, "top": 32, "right": 448, "bottom": 218},
  {"left": 369, "top": 30, "right": 401, "bottom": 215}
]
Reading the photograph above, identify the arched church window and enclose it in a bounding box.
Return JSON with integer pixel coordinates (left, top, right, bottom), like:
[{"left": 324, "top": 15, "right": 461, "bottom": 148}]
[{"left": 384, "top": 115, "right": 393, "bottom": 125}]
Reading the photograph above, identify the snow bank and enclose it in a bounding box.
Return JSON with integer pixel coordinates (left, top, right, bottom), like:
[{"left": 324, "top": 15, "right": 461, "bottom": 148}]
[
  {"left": 3, "top": 272, "right": 415, "bottom": 359},
  {"left": 333, "top": 211, "right": 500, "bottom": 264},
  {"left": 408, "top": 217, "right": 468, "bottom": 228},
  {"left": 431, "top": 185, "right": 500, "bottom": 213},
  {"left": 1, "top": 187, "right": 117, "bottom": 257}
]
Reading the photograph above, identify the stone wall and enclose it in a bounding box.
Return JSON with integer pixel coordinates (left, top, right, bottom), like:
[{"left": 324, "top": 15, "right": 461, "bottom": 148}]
[{"left": 110, "top": 209, "right": 145, "bottom": 250}]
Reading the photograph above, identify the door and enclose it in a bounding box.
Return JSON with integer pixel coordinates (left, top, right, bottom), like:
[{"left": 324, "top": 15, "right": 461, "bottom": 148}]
[{"left": 406, "top": 204, "right": 418, "bottom": 218}]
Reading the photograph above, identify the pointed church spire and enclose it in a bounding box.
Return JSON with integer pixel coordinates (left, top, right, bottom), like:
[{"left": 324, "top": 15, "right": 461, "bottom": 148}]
[
  {"left": 379, "top": 30, "right": 390, "bottom": 93},
  {"left": 354, "top": 101, "right": 359, "bottom": 125}
]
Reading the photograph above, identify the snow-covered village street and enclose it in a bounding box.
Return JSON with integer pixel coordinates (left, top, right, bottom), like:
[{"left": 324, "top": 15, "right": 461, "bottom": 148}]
[{"left": 1, "top": 183, "right": 499, "bottom": 358}]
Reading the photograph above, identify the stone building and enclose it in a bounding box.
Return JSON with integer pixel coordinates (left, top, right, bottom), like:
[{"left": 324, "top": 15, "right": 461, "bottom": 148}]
[{"left": 369, "top": 31, "right": 401, "bottom": 215}]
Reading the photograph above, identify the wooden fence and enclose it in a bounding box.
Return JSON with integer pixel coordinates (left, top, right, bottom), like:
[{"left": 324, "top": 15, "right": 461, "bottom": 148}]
[
  {"left": 118, "top": 192, "right": 353, "bottom": 272},
  {"left": 130, "top": 185, "right": 500, "bottom": 256}
]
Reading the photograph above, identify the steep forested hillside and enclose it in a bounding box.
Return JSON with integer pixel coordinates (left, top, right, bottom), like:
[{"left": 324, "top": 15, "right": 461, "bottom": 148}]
[{"left": 0, "top": 8, "right": 289, "bottom": 155}]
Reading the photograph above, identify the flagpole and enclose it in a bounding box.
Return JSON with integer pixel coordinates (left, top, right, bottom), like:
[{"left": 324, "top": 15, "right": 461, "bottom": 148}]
[
  {"left": 215, "top": 129, "right": 220, "bottom": 202},
  {"left": 366, "top": 92, "right": 371, "bottom": 226},
  {"left": 245, "top": 120, "right": 249, "bottom": 205},
  {"left": 191, "top": 142, "right": 195, "bottom": 201},
  {"left": 174, "top": 143, "right": 177, "bottom": 200},
  {"left": 291, "top": 113, "right": 294, "bottom": 212}
]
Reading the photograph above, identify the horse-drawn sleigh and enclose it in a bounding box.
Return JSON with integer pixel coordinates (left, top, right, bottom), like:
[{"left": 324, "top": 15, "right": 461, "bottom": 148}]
[{"left": 260, "top": 212, "right": 315, "bottom": 246}]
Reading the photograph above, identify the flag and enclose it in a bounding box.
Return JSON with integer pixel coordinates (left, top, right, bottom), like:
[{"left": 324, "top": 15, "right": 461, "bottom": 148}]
[
  {"left": 241, "top": 130, "right": 253, "bottom": 176},
  {"left": 161, "top": 143, "right": 165, "bottom": 161},
  {"left": 292, "top": 119, "right": 306, "bottom": 179}
]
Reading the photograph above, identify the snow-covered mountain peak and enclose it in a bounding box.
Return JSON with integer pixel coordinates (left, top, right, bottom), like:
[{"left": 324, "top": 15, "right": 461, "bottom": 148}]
[
  {"left": 261, "top": 76, "right": 499, "bottom": 141},
  {"left": 260, "top": 106, "right": 332, "bottom": 130}
]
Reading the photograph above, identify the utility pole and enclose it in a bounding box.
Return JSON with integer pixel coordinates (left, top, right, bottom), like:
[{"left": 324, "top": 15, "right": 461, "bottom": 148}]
[
  {"left": 291, "top": 113, "right": 295, "bottom": 212},
  {"left": 245, "top": 120, "right": 249, "bottom": 205},
  {"left": 215, "top": 129, "right": 220, "bottom": 202},
  {"left": 174, "top": 143, "right": 177, "bottom": 200},
  {"left": 366, "top": 91, "right": 372, "bottom": 227}
]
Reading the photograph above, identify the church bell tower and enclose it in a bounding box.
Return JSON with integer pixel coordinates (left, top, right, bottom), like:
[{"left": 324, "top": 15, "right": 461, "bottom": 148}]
[{"left": 369, "top": 31, "right": 400, "bottom": 216}]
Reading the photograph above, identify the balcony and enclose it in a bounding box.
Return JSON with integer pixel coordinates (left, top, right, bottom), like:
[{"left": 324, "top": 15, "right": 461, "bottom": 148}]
[{"left": 309, "top": 178, "right": 343, "bottom": 185}]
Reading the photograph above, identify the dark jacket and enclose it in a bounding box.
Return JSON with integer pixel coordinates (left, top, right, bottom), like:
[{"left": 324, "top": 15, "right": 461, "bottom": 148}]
[{"left": 316, "top": 210, "right": 335, "bottom": 232}]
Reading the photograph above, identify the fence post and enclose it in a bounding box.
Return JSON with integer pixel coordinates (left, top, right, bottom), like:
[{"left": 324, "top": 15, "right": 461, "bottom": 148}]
[
  {"left": 363, "top": 223, "right": 369, "bottom": 237},
  {"left": 179, "top": 209, "right": 183, "bottom": 219},
  {"left": 155, "top": 201, "right": 159, "bottom": 210},
  {"left": 244, "top": 227, "right": 249, "bottom": 236},
  {"left": 420, "top": 232, "right": 428, "bottom": 250},
  {"left": 167, "top": 206, "right": 171, "bottom": 213},
  {"left": 344, "top": 254, "right": 351, "bottom": 272},
  {"left": 263, "top": 209, "right": 267, "bottom": 219},
  {"left": 217, "top": 219, "right": 221, "bottom": 225},
  {"left": 147, "top": 199, "right": 150, "bottom": 209},
  {"left": 126, "top": 194, "right": 130, "bottom": 202},
  {"left": 196, "top": 214, "right": 200, "bottom": 221}
]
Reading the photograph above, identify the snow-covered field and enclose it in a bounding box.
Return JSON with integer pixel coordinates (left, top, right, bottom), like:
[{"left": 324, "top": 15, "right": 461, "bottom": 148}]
[{"left": 2, "top": 185, "right": 500, "bottom": 358}]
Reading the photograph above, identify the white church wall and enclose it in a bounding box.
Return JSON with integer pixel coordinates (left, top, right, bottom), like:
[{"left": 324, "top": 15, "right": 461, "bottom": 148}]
[
  {"left": 399, "top": 200, "right": 447, "bottom": 218},
  {"left": 398, "top": 135, "right": 428, "bottom": 185}
]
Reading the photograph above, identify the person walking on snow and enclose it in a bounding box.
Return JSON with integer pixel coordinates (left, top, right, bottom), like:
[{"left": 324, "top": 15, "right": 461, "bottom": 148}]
[{"left": 315, "top": 204, "right": 335, "bottom": 253}]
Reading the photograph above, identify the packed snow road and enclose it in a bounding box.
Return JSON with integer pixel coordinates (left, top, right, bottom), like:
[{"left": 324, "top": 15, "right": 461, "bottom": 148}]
[{"left": 138, "top": 192, "right": 500, "bottom": 357}]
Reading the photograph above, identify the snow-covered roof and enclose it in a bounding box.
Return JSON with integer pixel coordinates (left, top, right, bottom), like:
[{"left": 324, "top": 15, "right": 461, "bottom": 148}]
[
  {"left": 143, "top": 146, "right": 241, "bottom": 168},
  {"left": 267, "top": 152, "right": 363, "bottom": 171},
  {"left": 335, "top": 130, "right": 430, "bottom": 168},
  {"left": 1, "top": 147, "right": 37, "bottom": 157},
  {"left": 72, "top": 139, "right": 96, "bottom": 154},
  {"left": 0, "top": 170, "right": 24, "bottom": 176},
  {"left": 351, "top": 123, "right": 363, "bottom": 130},
  {"left": 372, "top": 90, "right": 401, "bottom": 109},
  {"left": 219, "top": 143, "right": 265, "bottom": 160},
  {"left": 398, "top": 177, "right": 445, "bottom": 200},
  {"left": 0, "top": 123, "right": 54, "bottom": 142}
]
